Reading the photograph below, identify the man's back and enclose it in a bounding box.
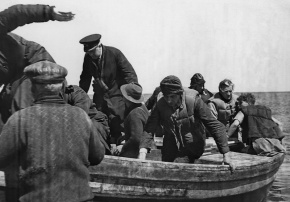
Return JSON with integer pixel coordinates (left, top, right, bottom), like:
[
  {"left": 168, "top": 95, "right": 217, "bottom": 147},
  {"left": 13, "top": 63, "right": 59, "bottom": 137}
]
[{"left": 0, "top": 102, "right": 103, "bottom": 202}]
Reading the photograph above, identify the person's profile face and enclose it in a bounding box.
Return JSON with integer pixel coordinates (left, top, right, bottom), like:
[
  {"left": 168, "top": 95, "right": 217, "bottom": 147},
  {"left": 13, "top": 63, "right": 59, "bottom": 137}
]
[
  {"left": 87, "top": 44, "right": 102, "bottom": 59},
  {"left": 192, "top": 83, "right": 204, "bottom": 94}
]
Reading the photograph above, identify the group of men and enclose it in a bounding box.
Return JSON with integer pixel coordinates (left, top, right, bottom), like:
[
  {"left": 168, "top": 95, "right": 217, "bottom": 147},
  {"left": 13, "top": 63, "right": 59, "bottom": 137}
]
[
  {"left": 0, "top": 4, "right": 107, "bottom": 202},
  {"left": 0, "top": 3, "right": 285, "bottom": 202}
]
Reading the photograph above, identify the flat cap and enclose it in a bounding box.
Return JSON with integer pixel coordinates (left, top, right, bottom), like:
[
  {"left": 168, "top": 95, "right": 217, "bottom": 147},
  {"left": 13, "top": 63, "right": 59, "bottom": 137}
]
[
  {"left": 79, "top": 34, "right": 102, "bottom": 52},
  {"left": 24, "top": 61, "right": 67, "bottom": 84}
]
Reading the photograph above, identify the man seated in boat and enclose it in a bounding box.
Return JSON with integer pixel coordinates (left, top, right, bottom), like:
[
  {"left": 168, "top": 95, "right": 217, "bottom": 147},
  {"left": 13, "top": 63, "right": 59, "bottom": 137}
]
[
  {"left": 0, "top": 61, "right": 105, "bottom": 202},
  {"left": 189, "top": 73, "right": 213, "bottom": 138},
  {"left": 112, "top": 82, "right": 150, "bottom": 158},
  {"left": 207, "top": 79, "right": 239, "bottom": 138},
  {"left": 227, "top": 93, "right": 285, "bottom": 155},
  {"left": 138, "top": 75, "right": 234, "bottom": 168}
]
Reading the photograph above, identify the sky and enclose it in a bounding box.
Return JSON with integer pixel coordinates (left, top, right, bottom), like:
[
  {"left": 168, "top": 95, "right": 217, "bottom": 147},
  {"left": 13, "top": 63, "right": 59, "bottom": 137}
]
[{"left": 1, "top": 0, "right": 290, "bottom": 94}]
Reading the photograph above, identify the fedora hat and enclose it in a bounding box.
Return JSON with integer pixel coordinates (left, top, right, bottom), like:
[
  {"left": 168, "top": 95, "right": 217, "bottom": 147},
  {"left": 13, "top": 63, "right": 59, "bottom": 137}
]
[{"left": 121, "top": 82, "right": 144, "bottom": 103}]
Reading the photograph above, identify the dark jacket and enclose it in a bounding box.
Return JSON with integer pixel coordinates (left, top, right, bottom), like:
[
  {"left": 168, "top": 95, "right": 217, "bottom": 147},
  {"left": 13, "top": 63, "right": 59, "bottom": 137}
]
[
  {"left": 0, "top": 4, "right": 56, "bottom": 131},
  {"left": 79, "top": 45, "right": 138, "bottom": 121},
  {"left": 0, "top": 4, "right": 55, "bottom": 85},
  {"left": 0, "top": 95, "right": 105, "bottom": 202},
  {"left": 241, "top": 105, "right": 284, "bottom": 143},
  {"left": 141, "top": 89, "right": 229, "bottom": 162},
  {"left": 120, "top": 104, "right": 149, "bottom": 158}
]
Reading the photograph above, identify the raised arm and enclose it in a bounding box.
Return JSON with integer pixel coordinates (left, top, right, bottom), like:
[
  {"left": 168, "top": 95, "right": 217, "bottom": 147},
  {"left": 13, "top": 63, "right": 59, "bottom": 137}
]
[{"left": 0, "top": 4, "right": 74, "bottom": 35}]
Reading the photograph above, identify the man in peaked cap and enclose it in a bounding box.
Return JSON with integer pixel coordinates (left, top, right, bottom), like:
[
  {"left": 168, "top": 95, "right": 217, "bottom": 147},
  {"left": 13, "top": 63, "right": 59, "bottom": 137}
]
[
  {"left": 112, "top": 82, "right": 149, "bottom": 158},
  {"left": 0, "top": 61, "right": 105, "bottom": 202},
  {"left": 139, "top": 75, "right": 235, "bottom": 171},
  {"left": 79, "top": 33, "right": 138, "bottom": 144},
  {"left": 189, "top": 73, "right": 213, "bottom": 103}
]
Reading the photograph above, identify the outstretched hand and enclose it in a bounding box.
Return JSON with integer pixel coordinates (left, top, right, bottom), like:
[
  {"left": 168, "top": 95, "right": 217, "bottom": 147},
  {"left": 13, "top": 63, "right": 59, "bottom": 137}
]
[
  {"left": 52, "top": 7, "right": 75, "bottom": 21},
  {"left": 222, "top": 152, "right": 236, "bottom": 173}
]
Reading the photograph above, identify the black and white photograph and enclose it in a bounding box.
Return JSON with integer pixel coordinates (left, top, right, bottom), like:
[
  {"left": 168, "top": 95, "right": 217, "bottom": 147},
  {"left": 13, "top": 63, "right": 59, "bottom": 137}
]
[{"left": 0, "top": 0, "right": 289, "bottom": 201}]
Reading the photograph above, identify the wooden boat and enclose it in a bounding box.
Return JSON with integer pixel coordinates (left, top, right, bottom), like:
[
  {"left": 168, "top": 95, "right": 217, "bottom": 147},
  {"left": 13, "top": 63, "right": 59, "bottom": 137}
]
[
  {"left": 88, "top": 138, "right": 285, "bottom": 202},
  {"left": 0, "top": 138, "right": 285, "bottom": 202}
]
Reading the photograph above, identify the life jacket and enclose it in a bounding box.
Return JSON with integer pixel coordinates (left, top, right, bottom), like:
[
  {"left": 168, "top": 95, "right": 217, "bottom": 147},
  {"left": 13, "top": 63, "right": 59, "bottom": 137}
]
[
  {"left": 158, "top": 88, "right": 206, "bottom": 159},
  {"left": 241, "top": 105, "right": 284, "bottom": 143},
  {"left": 208, "top": 93, "right": 238, "bottom": 126}
]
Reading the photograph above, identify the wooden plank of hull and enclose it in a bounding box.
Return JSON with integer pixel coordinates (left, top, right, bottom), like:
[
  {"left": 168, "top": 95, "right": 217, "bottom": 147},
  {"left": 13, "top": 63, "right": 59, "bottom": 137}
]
[
  {"left": 92, "top": 182, "right": 274, "bottom": 202},
  {"left": 0, "top": 152, "right": 284, "bottom": 201},
  {"left": 89, "top": 152, "right": 285, "bottom": 200},
  {"left": 90, "top": 170, "right": 277, "bottom": 199}
]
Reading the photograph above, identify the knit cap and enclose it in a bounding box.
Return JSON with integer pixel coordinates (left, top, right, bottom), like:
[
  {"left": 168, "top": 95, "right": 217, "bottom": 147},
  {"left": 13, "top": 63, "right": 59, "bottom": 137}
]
[{"left": 160, "top": 75, "right": 184, "bottom": 95}]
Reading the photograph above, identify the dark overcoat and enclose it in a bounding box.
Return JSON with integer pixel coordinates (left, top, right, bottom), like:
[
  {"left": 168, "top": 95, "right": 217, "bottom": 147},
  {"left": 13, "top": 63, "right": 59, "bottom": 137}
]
[{"left": 79, "top": 45, "right": 138, "bottom": 127}]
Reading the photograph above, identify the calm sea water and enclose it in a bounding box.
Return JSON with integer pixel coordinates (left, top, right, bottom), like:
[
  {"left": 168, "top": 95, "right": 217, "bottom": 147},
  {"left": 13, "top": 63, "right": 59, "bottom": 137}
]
[
  {"left": 254, "top": 92, "right": 290, "bottom": 202},
  {"left": 144, "top": 92, "right": 290, "bottom": 201}
]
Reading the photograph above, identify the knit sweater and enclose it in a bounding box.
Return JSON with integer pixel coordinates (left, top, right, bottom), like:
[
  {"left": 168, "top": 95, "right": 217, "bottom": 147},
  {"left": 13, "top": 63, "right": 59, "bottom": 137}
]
[{"left": 0, "top": 95, "right": 105, "bottom": 202}]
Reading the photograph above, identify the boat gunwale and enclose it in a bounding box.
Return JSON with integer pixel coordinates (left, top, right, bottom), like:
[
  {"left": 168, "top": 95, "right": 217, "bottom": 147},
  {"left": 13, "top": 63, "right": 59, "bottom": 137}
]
[
  {"left": 89, "top": 152, "right": 285, "bottom": 183},
  {"left": 90, "top": 152, "right": 285, "bottom": 172}
]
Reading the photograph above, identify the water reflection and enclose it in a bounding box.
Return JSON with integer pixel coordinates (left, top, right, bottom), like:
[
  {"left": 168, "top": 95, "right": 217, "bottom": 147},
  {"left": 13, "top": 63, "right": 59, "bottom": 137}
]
[{"left": 268, "top": 135, "right": 290, "bottom": 202}]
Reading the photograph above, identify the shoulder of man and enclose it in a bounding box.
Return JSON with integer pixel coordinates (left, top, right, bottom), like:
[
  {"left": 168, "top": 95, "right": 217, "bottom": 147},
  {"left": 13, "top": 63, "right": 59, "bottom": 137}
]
[
  {"left": 103, "top": 45, "right": 120, "bottom": 53},
  {"left": 183, "top": 87, "right": 199, "bottom": 98}
]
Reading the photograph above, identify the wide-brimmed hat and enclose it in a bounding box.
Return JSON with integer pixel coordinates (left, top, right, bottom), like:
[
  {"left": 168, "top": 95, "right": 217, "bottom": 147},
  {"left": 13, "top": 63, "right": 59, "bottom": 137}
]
[{"left": 120, "top": 82, "right": 144, "bottom": 103}]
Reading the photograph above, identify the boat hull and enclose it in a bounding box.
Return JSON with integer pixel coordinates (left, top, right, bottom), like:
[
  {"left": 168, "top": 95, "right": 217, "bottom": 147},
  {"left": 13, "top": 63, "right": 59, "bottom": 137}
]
[
  {"left": 92, "top": 182, "right": 274, "bottom": 202},
  {"left": 89, "top": 152, "right": 284, "bottom": 202},
  {"left": 0, "top": 152, "right": 284, "bottom": 202}
]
